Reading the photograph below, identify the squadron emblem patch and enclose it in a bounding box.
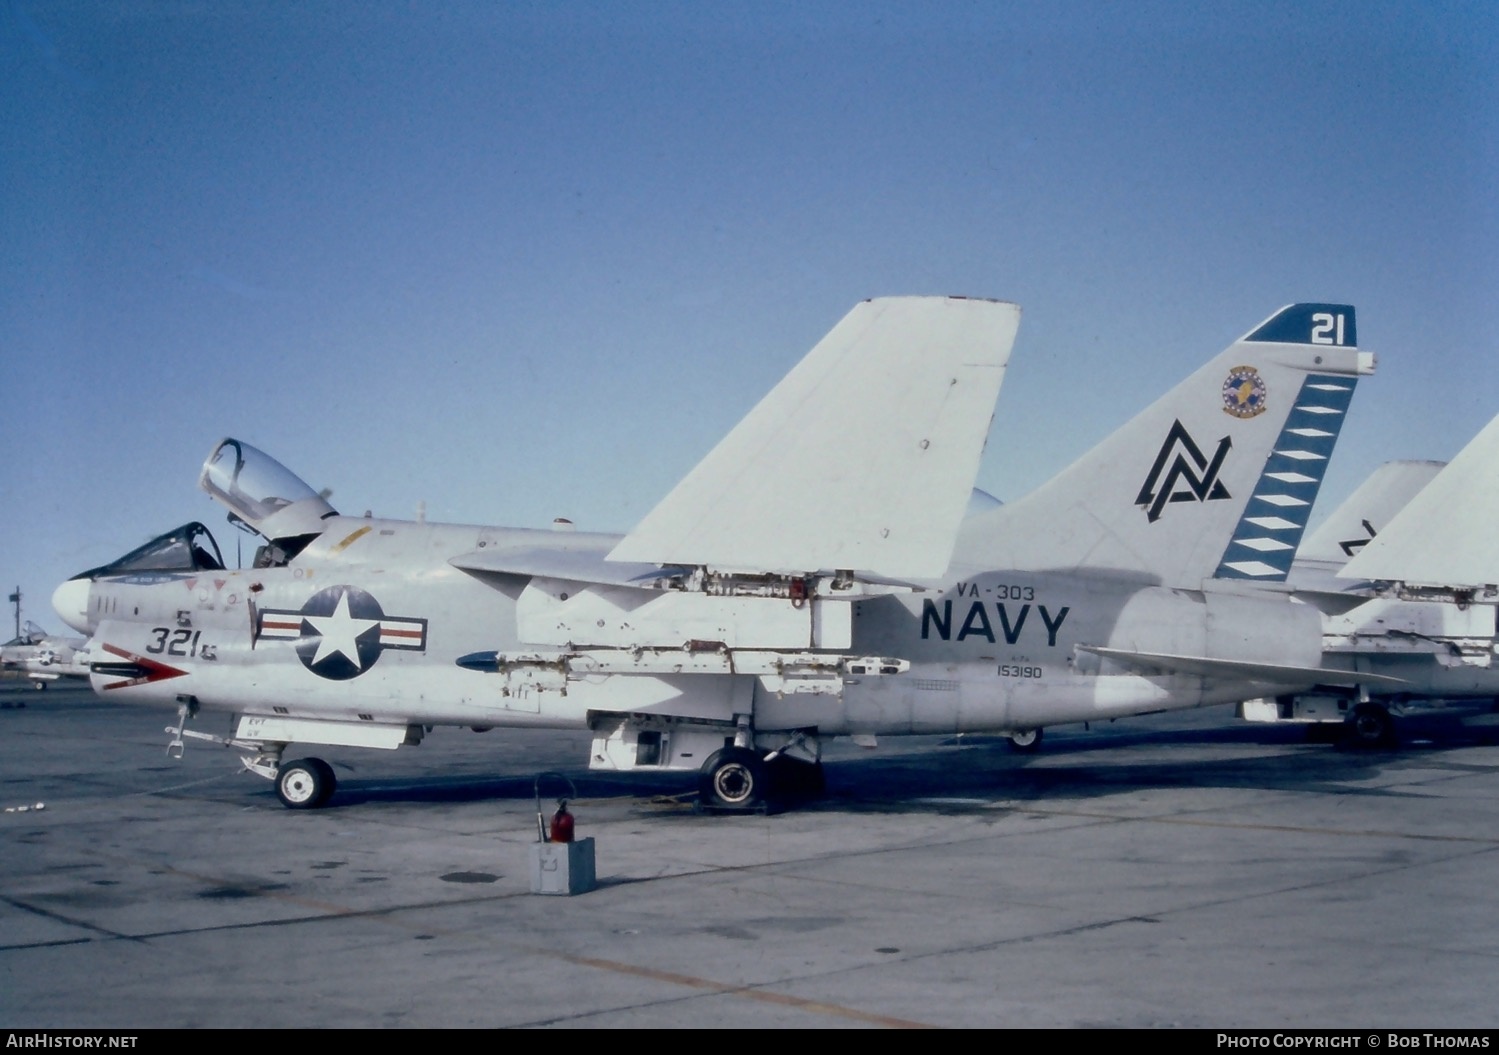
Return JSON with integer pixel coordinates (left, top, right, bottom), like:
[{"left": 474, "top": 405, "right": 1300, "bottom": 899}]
[{"left": 1221, "top": 366, "right": 1267, "bottom": 419}]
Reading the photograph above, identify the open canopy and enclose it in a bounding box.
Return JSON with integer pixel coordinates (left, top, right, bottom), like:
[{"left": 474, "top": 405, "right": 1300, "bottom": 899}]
[{"left": 199, "top": 438, "right": 337, "bottom": 541}]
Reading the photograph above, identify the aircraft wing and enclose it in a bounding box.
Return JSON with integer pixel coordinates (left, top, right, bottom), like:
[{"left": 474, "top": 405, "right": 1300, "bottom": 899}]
[
  {"left": 1339, "top": 413, "right": 1499, "bottom": 587},
  {"left": 1078, "top": 645, "right": 1406, "bottom": 687},
  {"left": 607, "top": 296, "right": 1021, "bottom": 580},
  {"left": 451, "top": 538, "right": 686, "bottom": 587}
]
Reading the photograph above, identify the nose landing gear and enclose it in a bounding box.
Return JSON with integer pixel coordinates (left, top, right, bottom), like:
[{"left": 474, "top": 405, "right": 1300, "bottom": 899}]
[
  {"left": 166, "top": 701, "right": 340, "bottom": 809},
  {"left": 276, "top": 758, "right": 338, "bottom": 808}
]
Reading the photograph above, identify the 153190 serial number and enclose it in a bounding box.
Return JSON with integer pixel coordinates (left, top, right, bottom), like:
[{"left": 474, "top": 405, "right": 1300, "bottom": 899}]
[{"left": 998, "top": 664, "right": 1043, "bottom": 679}]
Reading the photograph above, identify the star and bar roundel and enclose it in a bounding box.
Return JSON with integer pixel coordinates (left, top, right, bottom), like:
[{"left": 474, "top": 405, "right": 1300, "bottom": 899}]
[{"left": 258, "top": 586, "right": 428, "bottom": 680}]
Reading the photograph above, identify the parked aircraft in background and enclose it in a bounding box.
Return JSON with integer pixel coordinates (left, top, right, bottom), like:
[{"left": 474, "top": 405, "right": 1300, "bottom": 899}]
[
  {"left": 1, "top": 622, "right": 47, "bottom": 665},
  {"left": 1290, "top": 460, "right": 1445, "bottom": 582},
  {"left": 1239, "top": 416, "right": 1499, "bottom": 743},
  {"left": 53, "top": 298, "right": 1373, "bottom": 810},
  {"left": 1, "top": 622, "right": 90, "bottom": 690}
]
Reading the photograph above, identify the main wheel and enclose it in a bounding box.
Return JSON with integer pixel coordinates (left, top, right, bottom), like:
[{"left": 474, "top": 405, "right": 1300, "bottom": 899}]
[
  {"left": 276, "top": 757, "right": 337, "bottom": 809},
  {"left": 1347, "top": 703, "right": 1395, "bottom": 748},
  {"left": 1008, "top": 728, "right": 1043, "bottom": 753},
  {"left": 700, "top": 747, "right": 767, "bottom": 810}
]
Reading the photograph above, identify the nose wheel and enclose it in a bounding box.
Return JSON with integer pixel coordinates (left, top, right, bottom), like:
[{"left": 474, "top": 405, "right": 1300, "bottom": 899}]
[{"left": 276, "top": 758, "right": 337, "bottom": 809}]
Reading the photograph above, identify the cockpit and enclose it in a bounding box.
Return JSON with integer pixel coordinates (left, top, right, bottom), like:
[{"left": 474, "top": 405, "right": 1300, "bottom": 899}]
[
  {"left": 54, "top": 439, "right": 339, "bottom": 632},
  {"left": 200, "top": 439, "right": 338, "bottom": 538},
  {"left": 66, "top": 439, "right": 339, "bottom": 582},
  {"left": 199, "top": 439, "right": 339, "bottom": 566},
  {"left": 73, "top": 521, "right": 226, "bottom": 579}
]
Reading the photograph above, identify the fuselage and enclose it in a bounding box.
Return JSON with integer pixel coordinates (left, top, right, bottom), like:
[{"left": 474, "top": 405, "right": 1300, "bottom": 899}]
[{"left": 59, "top": 511, "right": 1340, "bottom": 740}]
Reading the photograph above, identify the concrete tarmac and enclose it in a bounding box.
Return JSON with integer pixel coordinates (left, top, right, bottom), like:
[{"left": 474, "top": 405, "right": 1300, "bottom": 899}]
[{"left": 3, "top": 681, "right": 1498, "bottom": 1028}]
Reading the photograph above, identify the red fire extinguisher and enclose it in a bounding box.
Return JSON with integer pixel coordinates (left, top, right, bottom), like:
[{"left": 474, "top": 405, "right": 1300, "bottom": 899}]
[{"left": 549, "top": 799, "right": 575, "bottom": 843}]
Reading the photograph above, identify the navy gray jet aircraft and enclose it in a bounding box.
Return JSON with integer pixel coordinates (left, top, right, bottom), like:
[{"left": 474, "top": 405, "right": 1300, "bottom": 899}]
[
  {"left": 52, "top": 297, "right": 1374, "bottom": 809},
  {"left": 1, "top": 623, "right": 89, "bottom": 690},
  {"left": 1240, "top": 415, "right": 1499, "bottom": 743}
]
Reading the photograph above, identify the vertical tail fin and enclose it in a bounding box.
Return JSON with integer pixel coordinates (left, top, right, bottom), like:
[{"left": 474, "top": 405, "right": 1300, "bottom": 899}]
[
  {"left": 1294, "top": 460, "right": 1444, "bottom": 568},
  {"left": 1339, "top": 412, "right": 1499, "bottom": 589},
  {"left": 1211, "top": 366, "right": 1358, "bottom": 581},
  {"left": 958, "top": 304, "right": 1372, "bottom": 589}
]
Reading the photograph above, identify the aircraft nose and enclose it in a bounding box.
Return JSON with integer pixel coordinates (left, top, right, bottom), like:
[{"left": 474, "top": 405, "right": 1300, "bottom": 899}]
[{"left": 52, "top": 578, "right": 92, "bottom": 635}]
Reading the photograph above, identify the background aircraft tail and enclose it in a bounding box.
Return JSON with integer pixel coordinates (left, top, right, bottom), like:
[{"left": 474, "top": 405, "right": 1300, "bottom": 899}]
[
  {"left": 1339, "top": 412, "right": 1499, "bottom": 589},
  {"left": 1294, "top": 460, "right": 1444, "bottom": 569},
  {"left": 957, "top": 304, "right": 1372, "bottom": 590}
]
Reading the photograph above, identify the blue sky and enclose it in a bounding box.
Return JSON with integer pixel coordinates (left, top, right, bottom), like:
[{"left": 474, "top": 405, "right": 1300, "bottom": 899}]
[{"left": 3, "top": 0, "right": 1495, "bottom": 628}]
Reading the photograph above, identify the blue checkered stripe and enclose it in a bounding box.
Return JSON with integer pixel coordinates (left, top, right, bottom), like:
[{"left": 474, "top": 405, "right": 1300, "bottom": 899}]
[{"left": 1214, "top": 373, "right": 1358, "bottom": 580}]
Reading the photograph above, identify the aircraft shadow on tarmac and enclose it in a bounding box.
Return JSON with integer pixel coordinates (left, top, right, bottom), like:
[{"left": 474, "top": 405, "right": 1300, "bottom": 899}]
[
  {"left": 815, "top": 716, "right": 1499, "bottom": 814},
  {"left": 285, "top": 712, "right": 1499, "bottom": 814},
  {"left": 312, "top": 765, "right": 699, "bottom": 810},
  {"left": 17, "top": 683, "right": 1492, "bottom": 814}
]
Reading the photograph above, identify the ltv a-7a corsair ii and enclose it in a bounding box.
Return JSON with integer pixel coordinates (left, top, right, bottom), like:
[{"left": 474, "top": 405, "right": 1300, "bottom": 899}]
[
  {"left": 0, "top": 622, "right": 90, "bottom": 690},
  {"left": 53, "top": 297, "right": 1374, "bottom": 810},
  {"left": 1239, "top": 412, "right": 1499, "bottom": 743}
]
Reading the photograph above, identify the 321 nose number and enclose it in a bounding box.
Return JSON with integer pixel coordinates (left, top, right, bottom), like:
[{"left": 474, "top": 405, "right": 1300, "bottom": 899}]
[{"left": 144, "top": 627, "right": 217, "bottom": 660}]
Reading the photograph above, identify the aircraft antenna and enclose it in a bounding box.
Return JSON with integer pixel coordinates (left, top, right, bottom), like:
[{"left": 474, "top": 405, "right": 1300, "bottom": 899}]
[{"left": 226, "top": 511, "right": 261, "bottom": 570}]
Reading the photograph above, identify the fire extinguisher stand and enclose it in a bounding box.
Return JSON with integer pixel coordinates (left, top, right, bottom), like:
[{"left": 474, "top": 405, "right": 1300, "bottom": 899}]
[{"left": 528, "top": 772, "right": 596, "bottom": 896}]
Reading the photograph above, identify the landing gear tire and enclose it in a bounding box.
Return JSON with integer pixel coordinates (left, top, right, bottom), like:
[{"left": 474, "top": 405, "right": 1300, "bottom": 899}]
[
  {"left": 1008, "top": 728, "right": 1043, "bottom": 753},
  {"left": 700, "top": 747, "right": 768, "bottom": 811},
  {"left": 1347, "top": 704, "right": 1395, "bottom": 748},
  {"left": 276, "top": 757, "right": 337, "bottom": 809}
]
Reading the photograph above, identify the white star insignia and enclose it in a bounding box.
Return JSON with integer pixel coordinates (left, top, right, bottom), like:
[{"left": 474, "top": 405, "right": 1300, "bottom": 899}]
[{"left": 304, "top": 589, "right": 380, "bottom": 669}]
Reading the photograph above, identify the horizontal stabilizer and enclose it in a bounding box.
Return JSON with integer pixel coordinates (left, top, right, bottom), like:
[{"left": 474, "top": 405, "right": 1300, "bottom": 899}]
[
  {"left": 608, "top": 296, "right": 1021, "bottom": 579},
  {"left": 1340, "top": 413, "right": 1499, "bottom": 588},
  {"left": 1079, "top": 645, "right": 1405, "bottom": 688}
]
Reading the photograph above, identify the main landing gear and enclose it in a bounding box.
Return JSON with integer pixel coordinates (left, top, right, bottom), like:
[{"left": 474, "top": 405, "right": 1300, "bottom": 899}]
[
  {"left": 698, "top": 742, "right": 825, "bottom": 813},
  {"left": 1007, "top": 728, "right": 1044, "bottom": 753},
  {"left": 1346, "top": 702, "right": 1396, "bottom": 748},
  {"left": 699, "top": 747, "right": 766, "bottom": 810}
]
